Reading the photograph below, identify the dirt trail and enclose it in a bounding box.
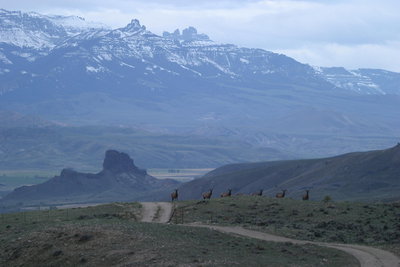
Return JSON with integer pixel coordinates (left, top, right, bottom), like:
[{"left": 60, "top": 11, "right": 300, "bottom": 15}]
[
  {"left": 140, "top": 202, "right": 173, "bottom": 223},
  {"left": 138, "top": 203, "right": 399, "bottom": 267},
  {"left": 187, "top": 223, "right": 400, "bottom": 267}
]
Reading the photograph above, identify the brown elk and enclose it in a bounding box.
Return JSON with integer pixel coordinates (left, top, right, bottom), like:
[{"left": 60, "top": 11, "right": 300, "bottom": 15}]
[
  {"left": 251, "top": 189, "right": 263, "bottom": 196},
  {"left": 302, "top": 190, "right": 309, "bottom": 200},
  {"left": 220, "top": 189, "right": 232, "bottom": 198},
  {"left": 276, "top": 189, "right": 287, "bottom": 198},
  {"left": 202, "top": 188, "right": 213, "bottom": 200},
  {"left": 171, "top": 189, "right": 178, "bottom": 202}
]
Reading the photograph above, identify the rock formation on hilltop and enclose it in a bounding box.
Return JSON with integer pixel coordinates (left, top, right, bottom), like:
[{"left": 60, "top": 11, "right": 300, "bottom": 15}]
[
  {"left": 102, "top": 150, "right": 146, "bottom": 174},
  {"left": 0, "top": 150, "right": 179, "bottom": 207},
  {"left": 163, "top": 26, "right": 210, "bottom": 41}
]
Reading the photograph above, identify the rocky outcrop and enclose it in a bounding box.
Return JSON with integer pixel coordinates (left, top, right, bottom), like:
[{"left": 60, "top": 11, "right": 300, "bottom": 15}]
[
  {"left": 102, "top": 150, "right": 146, "bottom": 175},
  {"left": 0, "top": 150, "right": 179, "bottom": 207},
  {"left": 163, "top": 27, "right": 210, "bottom": 41}
]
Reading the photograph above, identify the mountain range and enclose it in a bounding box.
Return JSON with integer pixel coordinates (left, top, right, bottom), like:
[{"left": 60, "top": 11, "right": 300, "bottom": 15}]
[{"left": 1, "top": 8, "right": 399, "bottom": 164}]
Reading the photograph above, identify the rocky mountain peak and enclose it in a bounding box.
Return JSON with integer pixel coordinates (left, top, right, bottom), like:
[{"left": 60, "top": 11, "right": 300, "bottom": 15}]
[
  {"left": 102, "top": 150, "right": 140, "bottom": 174},
  {"left": 124, "top": 19, "right": 146, "bottom": 32},
  {"left": 163, "top": 26, "right": 210, "bottom": 41}
]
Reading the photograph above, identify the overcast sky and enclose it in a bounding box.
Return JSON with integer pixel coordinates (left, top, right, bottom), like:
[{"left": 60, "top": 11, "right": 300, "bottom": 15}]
[{"left": 2, "top": 0, "right": 400, "bottom": 72}]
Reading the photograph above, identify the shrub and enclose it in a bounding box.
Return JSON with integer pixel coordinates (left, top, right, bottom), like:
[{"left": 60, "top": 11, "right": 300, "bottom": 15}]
[{"left": 322, "top": 195, "right": 332, "bottom": 203}]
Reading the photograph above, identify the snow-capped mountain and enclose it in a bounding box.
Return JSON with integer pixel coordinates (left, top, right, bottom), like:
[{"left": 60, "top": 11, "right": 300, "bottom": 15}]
[
  {"left": 0, "top": 9, "right": 107, "bottom": 50},
  {"left": 43, "top": 17, "right": 326, "bottom": 89},
  {"left": 0, "top": 9, "right": 333, "bottom": 90},
  {"left": 1, "top": 9, "right": 398, "bottom": 97},
  {"left": 0, "top": 9, "right": 399, "bottom": 141},
  {"left": 314, "top": 66, "right": 400, "bottom": 95}
]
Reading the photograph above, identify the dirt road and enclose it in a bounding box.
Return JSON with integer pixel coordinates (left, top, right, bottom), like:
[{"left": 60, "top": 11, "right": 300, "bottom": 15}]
[
  {"left": 188, "top": 224, "right": 399, "bottom": 267},
  {"left": 140, "top": 202, "right": 173, "bottom": 223},
  {"left": 139, "top": 203, "right": 400, "bottom": 267}
]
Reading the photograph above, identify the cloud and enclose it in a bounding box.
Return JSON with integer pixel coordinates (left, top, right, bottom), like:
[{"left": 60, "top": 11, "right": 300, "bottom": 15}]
[{"left": 1, "top": 0, "right": 399, "bottom": 72}]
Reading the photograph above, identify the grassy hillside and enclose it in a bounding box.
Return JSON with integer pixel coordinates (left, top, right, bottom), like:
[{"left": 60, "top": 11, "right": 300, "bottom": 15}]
[
  {"left": 178, "top": 144, "right": 400, "bottom": 202},
  {"left": 173, "top": 197, "right": 400, "bottom": 255},
  {"left": 0, "top": 203, "right": 358, "bottom": 267}
]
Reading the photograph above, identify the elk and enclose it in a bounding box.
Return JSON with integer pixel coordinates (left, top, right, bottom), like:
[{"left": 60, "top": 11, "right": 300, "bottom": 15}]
[
  {"left": 302, "top": 190, "right": 309, "bottom": 200},
  {"left": 202, "top": 188, "right": 213, "bottom": 200},
  {"left": 171, "top": 189, "right": 178, "bottom": 202},
  {"left": 252, "top": 189, "right": 263, "bottom": 196},
  {"left": 220, "top": 189, "right": 232, "bottom": 198},
  {"left": 276, "top": 189, "right": 287, "bottom": 198}
]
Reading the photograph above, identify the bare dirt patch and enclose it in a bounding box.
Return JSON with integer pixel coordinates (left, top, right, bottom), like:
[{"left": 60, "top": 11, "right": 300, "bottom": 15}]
[{"left": 140, "top": 202, "right": 172, "bottom": 223}]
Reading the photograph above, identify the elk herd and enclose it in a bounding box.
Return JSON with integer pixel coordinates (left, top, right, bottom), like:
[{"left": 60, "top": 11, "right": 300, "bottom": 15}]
[{"left": 171, "top": 188, "right": 310, "bottom": 202}]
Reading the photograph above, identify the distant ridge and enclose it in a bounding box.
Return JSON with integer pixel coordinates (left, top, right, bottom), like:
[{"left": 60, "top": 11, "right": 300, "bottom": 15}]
[
  {"left": 178, "top": 144, "right": 400, "bottom": 202},
  {"left": 0, "top": 110, "right": 55, "bottom": 128},
  {"left": 0, "top": 150, "right": 179, "bottom": 207}
]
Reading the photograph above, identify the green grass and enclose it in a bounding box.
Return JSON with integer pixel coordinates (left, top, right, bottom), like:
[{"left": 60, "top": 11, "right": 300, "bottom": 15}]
[
  {"left": 0, "top": 202, "right": 358, "bottom": 267},
  {"left": 173, "top": 196, "right": 400, "bottom": 246},
  {"left": 0, "top": 203, "right": 141, "bottom": 225}
]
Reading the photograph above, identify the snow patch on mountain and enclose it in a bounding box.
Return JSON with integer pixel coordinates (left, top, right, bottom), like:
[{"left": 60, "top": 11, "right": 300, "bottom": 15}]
[
  {"left": 86, "top": 65, "right": 107, "bottom": 73},
  {"left": 120, "top": 62, "right": 136, "bottom": 69},
  {"left": 312, "top": 66, "right": 390, "bottom": 95},
  {"left": 47, "top": 15, "right": 108, "bottom": 33},
  {"left": 0, "top": 9, "right": 107, "bottom": 50},
  {"left": 0, "top": 52, "right": 12, "bottom": 64},
  {"left": 240, "top": 58, "right": 250, "bottom": 64},
  {"left": 1, "top": 29, "right": 57, "bottom": 49},
  {"left": 202, "top": 57, "right": 237, "bottom": 76}
]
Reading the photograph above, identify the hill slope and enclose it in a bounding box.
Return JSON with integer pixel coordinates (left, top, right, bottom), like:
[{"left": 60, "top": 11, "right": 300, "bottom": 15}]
[{"left": 178, "top": 144, "right": 400, "bottom": 201}]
